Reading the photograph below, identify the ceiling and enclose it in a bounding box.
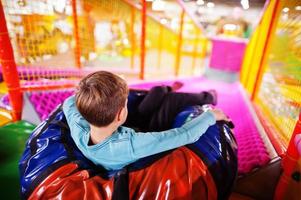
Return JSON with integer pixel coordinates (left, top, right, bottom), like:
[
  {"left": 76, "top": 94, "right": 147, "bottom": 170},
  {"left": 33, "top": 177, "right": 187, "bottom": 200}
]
[
  {"left": 131, "top": 0, "right": 268, "bottom": 37},
  {"left": 183, "top": 0, "right": 266, "bottom": 7}
]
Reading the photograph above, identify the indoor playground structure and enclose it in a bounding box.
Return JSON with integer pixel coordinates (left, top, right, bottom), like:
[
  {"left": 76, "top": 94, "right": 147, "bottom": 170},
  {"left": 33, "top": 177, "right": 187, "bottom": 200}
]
[{"left": 0, "top": 0, "right": 300, "bottom": 199}]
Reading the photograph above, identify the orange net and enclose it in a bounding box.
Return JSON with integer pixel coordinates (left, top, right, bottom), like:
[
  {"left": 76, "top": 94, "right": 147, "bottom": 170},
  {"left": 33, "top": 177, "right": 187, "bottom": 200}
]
[
  {"left": 1, "top": 0, "right": 82, "bottom": 91},
  {"left": 1, "top": 0, "right": 207, "bottom": 84},
  {"left": 0, "top": 0, "right": 207, "bottom": 120}
]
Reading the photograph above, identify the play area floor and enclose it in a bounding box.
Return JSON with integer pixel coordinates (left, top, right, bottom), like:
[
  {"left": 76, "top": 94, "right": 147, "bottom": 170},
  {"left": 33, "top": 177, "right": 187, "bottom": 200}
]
[{"left": 130, "top": 76, "right": 271, "bottom": 174}]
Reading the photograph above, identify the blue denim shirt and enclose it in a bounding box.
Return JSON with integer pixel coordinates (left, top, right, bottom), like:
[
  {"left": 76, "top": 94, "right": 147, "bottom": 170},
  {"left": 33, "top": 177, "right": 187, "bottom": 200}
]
[{"left": 63, "top": 96, "right": 216, "bottom": 170}]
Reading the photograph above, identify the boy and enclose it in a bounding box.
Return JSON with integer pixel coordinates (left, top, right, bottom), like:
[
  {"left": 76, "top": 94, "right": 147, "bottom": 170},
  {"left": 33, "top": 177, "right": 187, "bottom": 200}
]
[{"left": 63, "top": 71, "right": 229, "bottom": 170}]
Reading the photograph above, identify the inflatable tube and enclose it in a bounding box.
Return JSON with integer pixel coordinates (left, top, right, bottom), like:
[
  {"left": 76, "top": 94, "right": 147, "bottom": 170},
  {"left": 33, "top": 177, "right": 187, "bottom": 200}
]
[
  {"left": 19, "top": 90, "right": 238, "bottom": 200},
  {"left": 0, "top": 121, "right": 35, "bottom": 199}
]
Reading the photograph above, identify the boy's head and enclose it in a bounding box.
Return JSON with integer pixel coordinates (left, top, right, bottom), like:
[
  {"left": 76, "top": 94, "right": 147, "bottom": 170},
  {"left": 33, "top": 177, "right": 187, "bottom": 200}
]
[{"left": 75, "top": 71, "right": 128, "bottom": 128}]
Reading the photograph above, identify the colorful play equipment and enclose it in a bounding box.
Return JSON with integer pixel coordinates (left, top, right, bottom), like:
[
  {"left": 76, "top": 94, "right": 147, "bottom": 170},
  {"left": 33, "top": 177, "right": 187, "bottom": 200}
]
[
  {"left": 130, "top": 77, "right": 273, "bottom": 176},
  {"left": 19, "top": 93, "right": 238, "bottom": 199},
  {"left": 0, "top": 0, "right": 300, "bottom": 199},
  {"left": 209, "top": 37, "right": 247, "bottom": 73},
  {"left": 0, "top": 120, "right": 35, "bottom": 200},
  {"left": 0, "top": 108, "right": 11, "bottom": 126},
  {"left": 24, "top": 90, "right": 74, "bottom": 123},
  {"left": 0, "top": 89, "right": 74, "bottom": 124}
]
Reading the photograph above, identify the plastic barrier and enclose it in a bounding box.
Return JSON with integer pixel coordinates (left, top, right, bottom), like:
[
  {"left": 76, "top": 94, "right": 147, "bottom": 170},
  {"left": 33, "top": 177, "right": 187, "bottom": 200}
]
[
  {"left": 0, "top": 67, "right": 85, "bottom": 82},
  {"left": 19, "top": 90, "right": 238, "bottom": 200},
  {"left": 28, "top": 90, "right": 74, "bottom": 121},
  {"left": 1, "top": 90, "right": 74, "bottom": 121},
  {"left": 0, "top": 108, "right": 11, "bottom": 126}
]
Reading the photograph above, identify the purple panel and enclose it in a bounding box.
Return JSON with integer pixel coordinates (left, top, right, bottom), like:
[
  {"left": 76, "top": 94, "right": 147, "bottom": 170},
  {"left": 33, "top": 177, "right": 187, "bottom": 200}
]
[
  {"left": 0, "top": 94, "right": 11, "bottom": 110},
  {"left": 29, "top": 90, "right": 74, "bottom": 121},
  {"left": 209, "top": 38, "right": 247, "bottom": 73}
]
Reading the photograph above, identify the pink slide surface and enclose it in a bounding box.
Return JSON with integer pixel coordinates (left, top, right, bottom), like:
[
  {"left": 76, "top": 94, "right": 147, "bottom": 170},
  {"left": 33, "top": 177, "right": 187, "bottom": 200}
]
[{"left": 130, "top": 77, "right": 271, "bottom": 175}]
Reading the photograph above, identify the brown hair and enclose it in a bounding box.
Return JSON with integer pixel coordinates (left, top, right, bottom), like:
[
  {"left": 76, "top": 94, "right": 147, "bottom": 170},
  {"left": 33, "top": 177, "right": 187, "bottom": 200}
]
[{"left": 75, "top": 71, "right": 128, "bottom": 127}]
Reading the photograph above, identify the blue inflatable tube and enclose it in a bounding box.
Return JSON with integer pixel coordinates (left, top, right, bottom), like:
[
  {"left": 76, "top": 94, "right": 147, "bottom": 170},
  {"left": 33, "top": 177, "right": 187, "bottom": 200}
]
[{"left": 19, "top": 90, "right": 238, "bottom": 199}]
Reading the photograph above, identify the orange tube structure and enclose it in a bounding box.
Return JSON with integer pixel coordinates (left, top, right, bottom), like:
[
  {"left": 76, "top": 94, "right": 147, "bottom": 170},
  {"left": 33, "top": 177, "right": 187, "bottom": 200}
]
[
  {"left": 139, "top": 0, "right": 146, "bottom": 80},
  {"left": 0, "top": 1, "right": 22, "bottom": 121},
  {"left": 72, "top": 0, "right": 81, "bottom": 69},
  {"left": 251, "top": 0, "right": 282, "bottom": 100},
  {"left": 275, "top": 113, "right": 301, "bottom": 199},
  {"left": 174, "top": 10, "right": 184, "bottom": 76}
]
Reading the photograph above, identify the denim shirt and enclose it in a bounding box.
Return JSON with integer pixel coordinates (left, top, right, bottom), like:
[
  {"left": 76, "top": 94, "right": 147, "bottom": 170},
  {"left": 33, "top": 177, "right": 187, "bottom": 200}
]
[{"left": 63, "top": 96, "right": 216, "bottom": 170}]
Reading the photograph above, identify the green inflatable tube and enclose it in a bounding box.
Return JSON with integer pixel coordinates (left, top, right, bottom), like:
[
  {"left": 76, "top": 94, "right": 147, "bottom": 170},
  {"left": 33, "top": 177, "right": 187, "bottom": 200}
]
[{"left": 0, "top": 121, "right": 35, "bottom": 200}]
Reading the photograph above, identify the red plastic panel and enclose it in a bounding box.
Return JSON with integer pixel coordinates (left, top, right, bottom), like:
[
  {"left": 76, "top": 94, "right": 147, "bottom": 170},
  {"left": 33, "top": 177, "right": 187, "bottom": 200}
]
[{"left": 29, "top": 147, "right": 217, "bottom": 200}]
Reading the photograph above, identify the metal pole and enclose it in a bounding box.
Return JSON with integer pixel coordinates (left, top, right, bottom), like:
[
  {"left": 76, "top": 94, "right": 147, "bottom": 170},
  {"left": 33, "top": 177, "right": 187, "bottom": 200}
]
[
  {"left": 174, "top": 9, "right": 184, "bottom": 77},
  {"left": 157, "top": 24, "right": 163, "bottom": 69},
  {"left": 139, "top": 0, "right": 146, "bottom": 80},
  {"left": 251, "top": 0, "right": 282, "bottom": 100},
  {"left": 275, "top": 113, "right": 301, "bottom": 199},
  {"left": 191, "top": 28, "right": 200, "bottom": 75},
  {"left": 72, "top": 0, "right": 81, "bottom": 69},
  {"left": 0, "top": 1, "right": 22, "bottom": 121},
  {"left": 130, "top": 7, "right": 136, "bottom": 69}
]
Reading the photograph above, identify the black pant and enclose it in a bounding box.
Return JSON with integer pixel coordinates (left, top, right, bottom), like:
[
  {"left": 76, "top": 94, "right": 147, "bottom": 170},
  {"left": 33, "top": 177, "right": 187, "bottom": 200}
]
[{"left": 138, "top": 86, "right": 215, "bottom": 131}]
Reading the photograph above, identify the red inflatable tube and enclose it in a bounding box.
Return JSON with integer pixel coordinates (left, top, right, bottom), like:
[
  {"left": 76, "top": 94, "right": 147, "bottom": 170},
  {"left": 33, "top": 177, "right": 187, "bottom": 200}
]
[{"left": 29, "top": 147, "right": 217, "bottom": 200}]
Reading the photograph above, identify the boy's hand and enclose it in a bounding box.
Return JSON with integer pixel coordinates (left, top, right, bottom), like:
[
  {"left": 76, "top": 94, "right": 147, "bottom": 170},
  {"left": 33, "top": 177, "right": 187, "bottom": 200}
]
[{"left": 210, "top": 108, "right": 230, "bottom": 122}]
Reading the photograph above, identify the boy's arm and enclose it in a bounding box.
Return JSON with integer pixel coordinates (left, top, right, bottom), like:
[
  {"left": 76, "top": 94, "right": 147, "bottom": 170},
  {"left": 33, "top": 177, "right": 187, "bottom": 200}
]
[
  {"left": 129, "top": 111, "right": 216, "bottom": 159},
  {"left": 63, "top": 95, "right": 216, "bottom": 162}
]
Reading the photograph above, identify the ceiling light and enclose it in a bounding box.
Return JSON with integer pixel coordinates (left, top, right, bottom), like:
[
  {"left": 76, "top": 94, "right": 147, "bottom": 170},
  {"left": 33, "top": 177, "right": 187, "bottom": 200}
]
[
  {"left": 207, "top": 2, "right": 214, "bottom": 8},
  {"left": 171, "top": 18, "right": 179, "bottom": 30},
  {"left": 196, "top": 0, "right": 205, "bottom": 6},
  {"left": 160, "top": 18, "right": 168, "bottom": 25},
  {"left": 282, "top": 7, "right": 289, "bottom": 12},
  {"left": 224, "top": 24, "right": 237, "bottom": 31},
  {"left": 295, "top": 6, "right": 301, "bottom": 11},
  {"left": 152, "top": 0, "right": 166, "bottom": 11},
  {"left": 241, "top": 0, "right": 249, "bottom": 10},
  {"left": 242, "top": 4, "right": 249, "bottom": 10},
  {"left": 17, "top": 0, "right": 26, "bottom": 7},
  {"left": 123, "top": 38, "right": 129, "bottom": 45}
]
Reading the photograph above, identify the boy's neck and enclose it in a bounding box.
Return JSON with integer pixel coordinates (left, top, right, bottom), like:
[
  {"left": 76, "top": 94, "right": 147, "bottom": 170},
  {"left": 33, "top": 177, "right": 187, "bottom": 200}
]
[{"left": 90, "top": 123, "right": 118, "bottom": 145}]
